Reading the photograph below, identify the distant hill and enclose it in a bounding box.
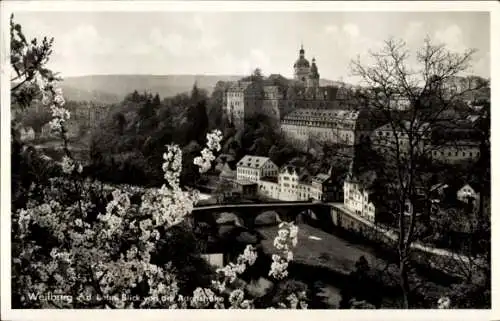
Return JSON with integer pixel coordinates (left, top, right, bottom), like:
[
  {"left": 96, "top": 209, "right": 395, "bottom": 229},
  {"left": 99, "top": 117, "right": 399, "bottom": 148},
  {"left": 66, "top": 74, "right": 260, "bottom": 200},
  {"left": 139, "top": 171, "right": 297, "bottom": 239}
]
[
  {"left": 60, "top": 86, "right": 121, "bottom": 105},
  {"left": 60, "top": 74, "right": 245, "bottom": 104},
  {"left": 60, "top": 74, "right": 349, "bottom": 104}
]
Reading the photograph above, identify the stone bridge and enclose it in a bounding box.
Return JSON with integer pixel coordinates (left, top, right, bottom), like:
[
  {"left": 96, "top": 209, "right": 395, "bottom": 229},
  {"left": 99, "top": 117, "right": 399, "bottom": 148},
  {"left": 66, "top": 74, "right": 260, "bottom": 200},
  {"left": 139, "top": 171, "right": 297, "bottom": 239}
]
[{"left": 192, "top": 201, "right": 339, "bottom": 230}]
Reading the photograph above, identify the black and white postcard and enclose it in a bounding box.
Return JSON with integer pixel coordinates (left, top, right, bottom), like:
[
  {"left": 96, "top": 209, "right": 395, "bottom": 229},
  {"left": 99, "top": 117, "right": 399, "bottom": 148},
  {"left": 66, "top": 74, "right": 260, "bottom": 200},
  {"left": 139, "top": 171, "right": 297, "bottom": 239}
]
[{"left": 1, "top": 1, "right": 497, "bottom": 321}]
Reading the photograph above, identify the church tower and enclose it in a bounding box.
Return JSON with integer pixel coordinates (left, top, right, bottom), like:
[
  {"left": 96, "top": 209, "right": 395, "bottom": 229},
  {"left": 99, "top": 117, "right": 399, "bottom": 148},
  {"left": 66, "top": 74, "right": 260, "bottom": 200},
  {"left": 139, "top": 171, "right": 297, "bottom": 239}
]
[
  {"left": 307, "top": 57, "right": 320, "bottom": 88},
  {"left": 293, "top": 44, "right": 310, "bottom": 85}
]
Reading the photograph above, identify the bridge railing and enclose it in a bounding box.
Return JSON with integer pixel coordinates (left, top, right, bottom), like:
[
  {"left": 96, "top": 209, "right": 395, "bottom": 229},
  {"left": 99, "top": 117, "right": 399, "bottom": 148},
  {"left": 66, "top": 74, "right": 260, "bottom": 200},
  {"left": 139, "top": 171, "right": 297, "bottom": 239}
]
[{"left": 193, "top": 200, "right": 319, "bottom": 210}]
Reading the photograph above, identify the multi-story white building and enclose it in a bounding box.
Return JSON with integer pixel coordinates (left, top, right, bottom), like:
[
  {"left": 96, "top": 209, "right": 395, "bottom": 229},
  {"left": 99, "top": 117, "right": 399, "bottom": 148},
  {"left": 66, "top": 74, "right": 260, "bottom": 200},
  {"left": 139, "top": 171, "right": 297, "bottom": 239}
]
[
  {"left": 236, "top": 155, "right": 279, "bottom": 183},
  {"left": 19, "top": 127, "right": 35, "bottom": 141},
  {"left": 259, "top": 177, "right": 280, "bottom": 199},
  {"left": 278, "top": 165, "right": 312, "bottom": 201},
  {"left": 343, "top": 171, "right": 379, "bottom": 223}
]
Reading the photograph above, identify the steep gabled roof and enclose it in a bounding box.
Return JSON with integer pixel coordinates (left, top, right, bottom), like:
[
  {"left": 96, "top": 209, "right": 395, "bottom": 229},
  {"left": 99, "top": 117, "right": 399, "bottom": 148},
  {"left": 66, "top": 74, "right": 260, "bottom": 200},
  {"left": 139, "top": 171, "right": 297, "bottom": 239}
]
[
  {"left": 280, "top": 165, "right": 310, "bottom": 183},
  {"left": 458, "top": 182, "right": 481, "bottom": 194},
  {"left": 312, "top": 173, "right": 331, "bottom": 183}
]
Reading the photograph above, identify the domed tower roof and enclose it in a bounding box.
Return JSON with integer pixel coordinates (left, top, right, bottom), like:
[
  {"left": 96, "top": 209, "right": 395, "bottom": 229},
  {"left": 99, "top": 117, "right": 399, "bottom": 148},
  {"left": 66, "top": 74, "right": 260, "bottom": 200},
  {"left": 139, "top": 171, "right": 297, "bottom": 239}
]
[
  {"left": 293, "top": 44, "right": 310, "bottom": 68},
  {"left": 309, "top": 57, "right": 320, "bottom": 79}
]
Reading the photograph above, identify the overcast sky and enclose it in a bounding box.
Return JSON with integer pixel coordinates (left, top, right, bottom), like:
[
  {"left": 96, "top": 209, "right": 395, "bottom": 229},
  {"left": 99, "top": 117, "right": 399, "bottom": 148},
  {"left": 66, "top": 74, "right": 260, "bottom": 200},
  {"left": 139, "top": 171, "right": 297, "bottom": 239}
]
[{"left": 14, "top": 11, "right": 490, "bottom": 82}]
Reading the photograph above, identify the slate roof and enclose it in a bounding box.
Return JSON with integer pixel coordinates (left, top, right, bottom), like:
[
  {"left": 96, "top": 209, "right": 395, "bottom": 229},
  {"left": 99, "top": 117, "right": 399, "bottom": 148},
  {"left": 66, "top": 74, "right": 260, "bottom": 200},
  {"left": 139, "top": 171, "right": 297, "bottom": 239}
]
[
  {"left": 227, "top": 81, "right": 253, "bottom": 92},
  {"left": 374, "top": 120, "right": 431, "bottom": 133},
  {"left": 237, "top": 155, "right": 272, "bottom": 169},
  {"left": 312, "top": 173, "right": 331, "bottom": 183}
]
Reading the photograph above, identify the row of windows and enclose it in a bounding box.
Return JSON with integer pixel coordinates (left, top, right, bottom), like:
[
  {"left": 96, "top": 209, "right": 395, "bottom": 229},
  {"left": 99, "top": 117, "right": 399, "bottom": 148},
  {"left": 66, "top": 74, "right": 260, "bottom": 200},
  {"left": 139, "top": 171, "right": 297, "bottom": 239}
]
[
  {"left": 283, "top": 128, "right": 355, "bottom": 143},
  {"left": 263, "top": 170, "right": 278, "bottom": 177},
  {"left": 280, "top": 184, "right": 311, "bottom": 192},
  {"left": 431, "top": 150, "right": 479, "bottom": 157},
  {"left": 260, "top": 184, "right": 279, "bottom": 191},
  {"left": 346, "top": 200, "right": 374, "bottom": 216},
  {"left": 229, "top": 100, "right": 243, "bottom": 107},
  {"left": 282, "top": 121, "right": 355, "bottom": 129},
  {"left": 238, "top": 168, "right": 258, "bottom": 175}
]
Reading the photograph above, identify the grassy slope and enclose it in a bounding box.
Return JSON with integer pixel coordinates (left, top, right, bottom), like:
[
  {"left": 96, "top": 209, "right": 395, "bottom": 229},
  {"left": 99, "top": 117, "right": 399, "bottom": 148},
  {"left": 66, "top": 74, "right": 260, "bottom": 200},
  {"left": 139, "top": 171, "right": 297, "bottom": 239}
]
[{"left": 258, "top": 223, "right": 387, "bottom": 275}]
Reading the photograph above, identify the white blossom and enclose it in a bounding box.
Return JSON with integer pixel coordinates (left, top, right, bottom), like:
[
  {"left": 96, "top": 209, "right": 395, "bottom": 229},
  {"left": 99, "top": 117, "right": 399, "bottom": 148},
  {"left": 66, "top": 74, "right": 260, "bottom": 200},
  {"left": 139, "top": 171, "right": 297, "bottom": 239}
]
[
  {"left": 438, "top": 296, "right": 451, "bottom": 309},
  {"left": 229, "top": 289, "right": 244, "bottom": 307},
  {"left": 193, "top": 130, "right": 223, "bottom": 173},
  {"left": 61, "top": 156, "right": 75, "bottom": 174}
]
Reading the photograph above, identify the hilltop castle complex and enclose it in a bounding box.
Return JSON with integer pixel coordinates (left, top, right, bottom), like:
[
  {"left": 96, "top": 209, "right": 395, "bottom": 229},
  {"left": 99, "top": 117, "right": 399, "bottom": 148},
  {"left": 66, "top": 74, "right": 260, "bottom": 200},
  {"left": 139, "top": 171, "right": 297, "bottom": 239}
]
[{"left": 223, "top": 45, "right": 379, "bottom": 147}]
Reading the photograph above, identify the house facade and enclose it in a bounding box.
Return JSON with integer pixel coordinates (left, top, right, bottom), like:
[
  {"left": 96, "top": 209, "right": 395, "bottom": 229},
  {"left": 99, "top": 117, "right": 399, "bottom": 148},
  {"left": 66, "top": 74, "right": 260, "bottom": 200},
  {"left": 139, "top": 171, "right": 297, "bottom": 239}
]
[
  {"left": 456, "top": 184, "right": 480, "bottom": 207},
  {"left": 343, "top": 178, "right": 378, "bottom": 223},
  {"left": 236, "top": 155, "right": 278, "bottom": 183}
]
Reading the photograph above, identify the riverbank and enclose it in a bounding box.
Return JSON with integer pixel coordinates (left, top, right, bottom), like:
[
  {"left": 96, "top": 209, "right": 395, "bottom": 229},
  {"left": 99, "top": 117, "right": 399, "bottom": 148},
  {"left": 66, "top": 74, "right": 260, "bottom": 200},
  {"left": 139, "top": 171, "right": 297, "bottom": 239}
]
[{"left": 256, "top": 223, "right": 455, "bottom": 308}]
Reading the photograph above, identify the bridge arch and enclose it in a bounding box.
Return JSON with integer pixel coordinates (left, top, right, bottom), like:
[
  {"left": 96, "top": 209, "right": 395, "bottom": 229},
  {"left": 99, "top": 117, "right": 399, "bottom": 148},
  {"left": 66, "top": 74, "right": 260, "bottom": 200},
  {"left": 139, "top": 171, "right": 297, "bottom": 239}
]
[{"left": 254, "top": 210, "right": 282, "bottom": 227}]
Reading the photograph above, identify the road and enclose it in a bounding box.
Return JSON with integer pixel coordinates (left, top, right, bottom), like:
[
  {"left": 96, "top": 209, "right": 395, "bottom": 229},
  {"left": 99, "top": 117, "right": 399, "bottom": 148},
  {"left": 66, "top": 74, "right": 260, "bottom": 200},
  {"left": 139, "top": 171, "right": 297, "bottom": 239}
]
[{"left": 329, "top": 203, "right": 474, "bottom": 264}]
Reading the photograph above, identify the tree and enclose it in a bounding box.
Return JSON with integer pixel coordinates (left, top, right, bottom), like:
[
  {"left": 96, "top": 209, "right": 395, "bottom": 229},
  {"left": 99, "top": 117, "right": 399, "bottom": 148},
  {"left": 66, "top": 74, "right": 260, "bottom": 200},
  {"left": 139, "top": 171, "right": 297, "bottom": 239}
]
[
  {"left": 152, "top": 93, "right": 161, "bottom": 107},
  {"left": 137, "top": 93, "right": 155, "bottom": 121},
  {"left": 207, "top": 82, "right": 228, "bottom": 130},
  {"left": 10, "top": 14, "right": 58, "bottom": 110},
  {"left": 17, "top": 106, "right": 52, "bottom": 134},
  {"left": 112, "top": 112, "right": 126, "bottom": 135},
  {"left": 350, "top": 37, "right": 486, "bottom": 308},
  {"left": 10, "top": 14, "right": 60, "bottom": 202}
]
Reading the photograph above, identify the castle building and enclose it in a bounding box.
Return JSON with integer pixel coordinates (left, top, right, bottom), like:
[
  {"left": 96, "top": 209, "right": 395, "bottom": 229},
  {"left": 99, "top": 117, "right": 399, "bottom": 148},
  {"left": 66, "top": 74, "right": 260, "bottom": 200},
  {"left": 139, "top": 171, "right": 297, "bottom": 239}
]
[
  {"left": 280, "top": 109, "right": 375, "bottom": 146},
  {"left": 225, "top": 81, "right": 263, "bottom": 128},
  {"left": 223, "top": 45, "right": 353, "bottom": 131}
]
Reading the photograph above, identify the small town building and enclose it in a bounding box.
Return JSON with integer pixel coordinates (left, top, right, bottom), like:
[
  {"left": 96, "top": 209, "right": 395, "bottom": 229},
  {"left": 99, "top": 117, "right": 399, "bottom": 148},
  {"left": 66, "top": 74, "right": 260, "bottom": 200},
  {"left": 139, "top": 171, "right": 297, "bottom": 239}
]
[
  {"left": 278, "top": 165, "right": 311, "bottom": 201},
  {"left": 236, "top": 155, "right": 279, "bottom": 183},
  {"left": 310, "top": 168, "right": 343, "bottom": 202},
  {"left": 343, "top": 170, "right": 389, "bottom": 224},
  {"left": 456, "top": 183, "right": 481, "bottom": 209},
  {"left": 19, "top": 127, "right": 35, "bottom": 141},
  {"left": 232, "top": 180, "right": 258, "bottom": 198},
  {"left": 258, "top": 177, "right": 280, "bottom": 200}
]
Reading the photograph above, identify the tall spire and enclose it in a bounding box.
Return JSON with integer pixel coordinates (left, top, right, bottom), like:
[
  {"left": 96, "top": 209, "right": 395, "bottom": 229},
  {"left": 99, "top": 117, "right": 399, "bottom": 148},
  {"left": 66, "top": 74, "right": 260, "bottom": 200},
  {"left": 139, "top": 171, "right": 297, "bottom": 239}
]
[{"left": 299, "top": 43, "right": 305, "bottom": 57}]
